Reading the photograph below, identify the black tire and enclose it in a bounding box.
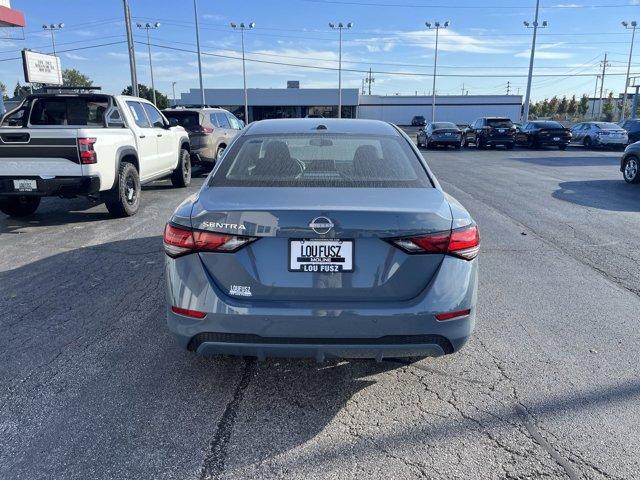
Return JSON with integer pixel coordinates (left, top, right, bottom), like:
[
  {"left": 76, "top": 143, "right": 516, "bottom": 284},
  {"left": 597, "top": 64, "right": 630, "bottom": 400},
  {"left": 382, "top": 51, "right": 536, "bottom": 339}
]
[
  {"left": 461, "top": 136, "right": 468, "bottom": 148},
  {"left": 505, "top": 143, "right": 515, "bottom": 150},
  {"left": 559, "top": 144, "right": 567, "bottom": 151},
  {"left": 171, "top": 149, "right": 192, "bottom": 188},
  {"left": 216, "top": 145, "right": 226, "bottom": 162},
  {"left": 454, "top": 143, "right": 461, "bottom": 150},
  {"left": 476, "top": 137, "right": 485, "bottom": 149},
  {"left": 583, "top": 136, "right": 592, "bottom": 149},
  {"left": 0, "top": 196, "right": 40, "bottom": 217},
  {"left": 623, "top": 156, "right": 640, "bottom": 184},
  {"left": 104, "top": 162, "right": 140, "bottom": 217}
]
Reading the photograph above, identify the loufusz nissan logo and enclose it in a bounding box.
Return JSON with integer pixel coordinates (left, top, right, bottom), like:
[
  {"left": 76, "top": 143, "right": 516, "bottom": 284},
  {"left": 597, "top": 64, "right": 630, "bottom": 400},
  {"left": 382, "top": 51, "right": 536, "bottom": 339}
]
[{"left": 309, "top": 216, "right": 334, "bottom": 235}]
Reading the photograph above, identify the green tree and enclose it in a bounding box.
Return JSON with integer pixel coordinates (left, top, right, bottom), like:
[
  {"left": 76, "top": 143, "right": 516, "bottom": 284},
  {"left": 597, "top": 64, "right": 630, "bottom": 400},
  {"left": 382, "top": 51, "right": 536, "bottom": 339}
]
[
  {"left": 567, "top": 95, "right": 578, "bottom": 118},
  {"left": 0, "top": 81, "right": 7, "bottom": 101},
  {"left": 62, "top": 68, "right": 93, "bottom": 88},
  {"left": 557, "top": 96, "right": 568, "bottom": 119},
  {"left": 578, "top": 94, "right": 590, "bottom": 117},
  {"left": 602, "top": 91, "right": 615, "bottom": 121},
  {"left": 547, "top": 96, "right": 559, "bottom": 117},
  {"left": 121, "top": 84, "right": 169, "bottom": 109},
  {"left": 13, "top": 81, "right": 31, "bottom": 98}
]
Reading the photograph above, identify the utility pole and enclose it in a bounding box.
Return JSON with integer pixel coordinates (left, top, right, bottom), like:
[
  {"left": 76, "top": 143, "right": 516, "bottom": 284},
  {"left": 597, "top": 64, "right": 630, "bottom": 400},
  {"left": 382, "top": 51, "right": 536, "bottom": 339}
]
[
  {"left": 193, "top": 0, "right": 205, "bottom": 107},
  {"left": 506, "top": 81, "right": 511, "bottom": 95},
  {"left": 365, "top": 67, "right": 374, "bottom": 95},
  {"left": 136, "top": 22, "right": 160, "bottom": 106},
  {"left": 122, "top": 0, "right": 138, "bottom": 97},
  {"left": 461, "top": 83, "right": 465, "bottom": 95},
  {"left": 598, "top": 53, "right": 610, "bottom": 120},
  {"left": 621, "top": 21, "right": 637, "bottom": 121},
  {"left": 329, "top": 22, "right": 353, "bottom": 118},
  {"left": 522, "top": 0, "right": 547, "bottom": 123},
  {"left": 425, "top": 20, "right": 450, "bottom": 123}
]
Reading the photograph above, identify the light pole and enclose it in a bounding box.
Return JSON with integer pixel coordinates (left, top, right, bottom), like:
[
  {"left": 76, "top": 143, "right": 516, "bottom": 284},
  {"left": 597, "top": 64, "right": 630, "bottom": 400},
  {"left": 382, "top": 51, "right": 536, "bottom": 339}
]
[
  {"left": 425, "top": 21, "right": 449, "bottom": 123},
  {"left": 122, "top": 0, "right": 138, "bottom": 97},
  {"left": 136, "top": 22, "right": 160, "bottom": 106},
  {"left": 231, "top": 22, "right": 255, "bottom": 124},
  {"left": 172, "top": 81, "right": 177, "bottom": 106},
  {"left": 522, "top": 0, "right": 547, "bottom": 122},
  {"left": 193, "top": 0, "right": 205, "bottom": 107},
  {"left": 329, "top": 22, "right": 353, "bottom": 118},
  {"left": 42, "top": 23, "right": 64, "bottom": 55},
  {"left": 621, "top": 21, "right": 637, "bottom": 121}
]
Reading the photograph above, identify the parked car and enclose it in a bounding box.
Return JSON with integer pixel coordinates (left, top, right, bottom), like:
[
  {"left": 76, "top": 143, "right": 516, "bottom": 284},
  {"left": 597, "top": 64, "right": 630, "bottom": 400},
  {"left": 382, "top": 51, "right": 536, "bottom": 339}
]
[
  {"left": 0, "top": 93, "right": 190, "bottom": 218},
  {"left": 620, "top": 142, "right": 640, "bottom": 183},
  {"left": 162, "top": 107, "right": 242, "bottom": 166},
  {"left": 619, "top": 118, "right": 640, "bottom": 144},
  {"left": 411, "top": 115, "right": 426, "bottom": 127},
  {"left": 515, "top": 120, "right": 571, "bottom": 150},
  {"left": 570, "top": 122, "right": 628, "bottom": 149},
  {"left": 417, "top": 122, "right": 462, "bottom": 149},
  {"left": 462, "top": 117, "right": 515, "bottom": 149},
  {"left": 164, "top": 118, "right": 479, "bottom": 361}
]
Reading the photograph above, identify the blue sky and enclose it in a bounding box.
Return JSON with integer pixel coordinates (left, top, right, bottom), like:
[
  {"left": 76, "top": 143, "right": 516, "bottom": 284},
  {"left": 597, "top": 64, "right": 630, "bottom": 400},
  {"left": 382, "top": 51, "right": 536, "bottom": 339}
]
[{"left": 2, "top": 0, "right": 640, "bottom": 101}]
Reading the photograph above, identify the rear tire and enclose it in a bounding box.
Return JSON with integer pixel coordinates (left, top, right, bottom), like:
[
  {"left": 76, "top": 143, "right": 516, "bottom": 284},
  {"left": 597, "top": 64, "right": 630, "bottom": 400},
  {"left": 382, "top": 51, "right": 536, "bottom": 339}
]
[
  {"left": 559, "top": 144, "right": 567, "bottom": 151},
  {"left": 0, "top": 196, "right": 40, "bottom": 217},
  {"left": 216, "top": 146, "right": 226, "bottom": 162},
  {"left": 171, "top": 149, "right": 191, "bottom": 188},
  {"left": 105, "top": 162, "right": 140, "bottom": 217},
  {"left": 623, "top": 156, "right": 640, "bottom": 184},
  {"left": 454, "top": 143, "right": 461, "bottom": 150},
  {"left": 583, "top": 137, "right": 592, "bottom": 149}
]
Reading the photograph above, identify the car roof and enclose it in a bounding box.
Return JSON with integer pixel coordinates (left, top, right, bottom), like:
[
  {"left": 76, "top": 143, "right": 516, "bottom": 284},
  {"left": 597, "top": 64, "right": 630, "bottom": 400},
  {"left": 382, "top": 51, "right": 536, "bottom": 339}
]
[{"left": 245, "top": 118, "right": 400, "bottom": 136}]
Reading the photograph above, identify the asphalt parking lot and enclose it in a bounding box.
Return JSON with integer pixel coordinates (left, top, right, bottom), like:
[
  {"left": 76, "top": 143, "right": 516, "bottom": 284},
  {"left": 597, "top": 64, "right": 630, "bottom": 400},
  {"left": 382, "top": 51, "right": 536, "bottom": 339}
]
[{"left": 1, "top": 143, "right": 640, "bottom": 479}]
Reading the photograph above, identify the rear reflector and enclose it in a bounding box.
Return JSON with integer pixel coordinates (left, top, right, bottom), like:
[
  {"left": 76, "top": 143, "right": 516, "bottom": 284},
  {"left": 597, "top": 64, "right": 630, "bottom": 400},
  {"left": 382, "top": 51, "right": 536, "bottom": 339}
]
[
  {"left": 390, "top": 224, "right": 480, "bottom": 260},
  {"left": 163, "top": 223, "right": 256, "bottom": 257},
  {"left": 171, "top": 306, "right": 207, "bottom": 319},
  {"left": 435, "top": 309, "right": 471, "bottom": 321}
]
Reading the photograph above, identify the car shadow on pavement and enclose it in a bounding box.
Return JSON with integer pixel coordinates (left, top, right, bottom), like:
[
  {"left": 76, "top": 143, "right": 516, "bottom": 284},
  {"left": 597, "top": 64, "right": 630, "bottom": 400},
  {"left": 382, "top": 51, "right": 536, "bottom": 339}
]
[
  {"left": 511, "top": 155, "right": 621, "bottom": 167},
  {"left": 553, "top": 180, "right": 640, "bottom": 212}
]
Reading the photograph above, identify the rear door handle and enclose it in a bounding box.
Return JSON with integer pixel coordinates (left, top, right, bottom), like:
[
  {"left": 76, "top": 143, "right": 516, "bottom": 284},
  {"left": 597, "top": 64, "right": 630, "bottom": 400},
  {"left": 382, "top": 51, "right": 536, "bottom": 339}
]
[
  {"left": 139, "top": 135, "right": 146, "bottom": 139},
  {"left": 157, "top": 134, "right": 163, "bottom": 137}
]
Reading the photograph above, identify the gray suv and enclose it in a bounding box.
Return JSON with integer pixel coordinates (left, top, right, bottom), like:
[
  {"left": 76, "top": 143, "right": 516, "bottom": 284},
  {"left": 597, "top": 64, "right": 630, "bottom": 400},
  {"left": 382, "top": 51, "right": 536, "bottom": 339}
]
[{"left": 162, "top": 107, "right": 244, "bottom": 166}]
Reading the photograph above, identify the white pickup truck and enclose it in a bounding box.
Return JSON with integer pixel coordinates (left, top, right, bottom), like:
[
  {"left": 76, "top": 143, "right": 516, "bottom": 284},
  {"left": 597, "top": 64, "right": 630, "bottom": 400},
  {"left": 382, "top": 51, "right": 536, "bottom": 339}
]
[{"left": 0, "top": 93, "right": 191, "bottom": 217}]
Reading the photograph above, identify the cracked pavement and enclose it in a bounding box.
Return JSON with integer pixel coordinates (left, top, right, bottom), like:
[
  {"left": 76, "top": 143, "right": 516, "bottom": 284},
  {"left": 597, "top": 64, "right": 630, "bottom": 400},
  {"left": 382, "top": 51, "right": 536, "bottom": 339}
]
[{"left": 1, "top": 146, "right": 639, "bottom": 479}]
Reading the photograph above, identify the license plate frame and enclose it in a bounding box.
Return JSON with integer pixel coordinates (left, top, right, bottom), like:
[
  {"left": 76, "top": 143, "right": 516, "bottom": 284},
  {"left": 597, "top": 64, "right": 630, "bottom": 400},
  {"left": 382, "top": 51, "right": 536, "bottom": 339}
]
[
  {"left": 289, "top": 239, "right": 354, "bottom": 273},
  {"left": 13, "top": 179, "right": 37, "bottom": 192}
]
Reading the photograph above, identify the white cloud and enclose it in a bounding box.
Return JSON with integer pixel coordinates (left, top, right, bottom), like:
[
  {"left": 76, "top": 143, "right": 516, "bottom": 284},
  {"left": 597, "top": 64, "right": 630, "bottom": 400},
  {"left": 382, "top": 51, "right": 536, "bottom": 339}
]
[
  {"left": 553, "top": 3, "right": 581, "bottom": 7},
  {"left": 65, "top": 53, "right": 87, "bottom": 61},
  {"left": 515, "top": 50, "right": 573, "bottom": 59},
  {"left": 202, "top": 13, "right": 226, "bottom": 21}
]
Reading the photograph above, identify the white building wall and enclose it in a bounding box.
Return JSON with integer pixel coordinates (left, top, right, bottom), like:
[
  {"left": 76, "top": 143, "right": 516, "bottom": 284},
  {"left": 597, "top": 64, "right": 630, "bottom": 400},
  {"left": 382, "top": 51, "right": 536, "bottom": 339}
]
[{"left": 358, "top": 95, "right": 522, "bottom": 125}]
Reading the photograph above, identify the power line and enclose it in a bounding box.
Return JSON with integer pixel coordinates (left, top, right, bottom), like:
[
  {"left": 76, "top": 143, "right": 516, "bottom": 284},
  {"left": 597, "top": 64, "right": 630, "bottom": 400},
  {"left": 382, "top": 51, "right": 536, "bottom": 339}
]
[
  {"left": 301, "top": 0, "right": 640, "bottom": 9},
  {"left": 0, "top": 40, "right": 127, "bottom": 63}
]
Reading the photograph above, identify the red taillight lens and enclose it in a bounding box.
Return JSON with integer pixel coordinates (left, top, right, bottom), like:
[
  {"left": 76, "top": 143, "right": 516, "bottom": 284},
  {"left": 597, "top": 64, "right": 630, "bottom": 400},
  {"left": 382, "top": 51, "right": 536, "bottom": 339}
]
[
  {"left": 171, "top": 306, "right": 207, "bottom": 319},
  {"left": 78, "top": 137, "right": 97, "bottom": 164},
  {"left": 435, "top": 309, "right": 471, "bottom": 321},
  {"left": 391, "top": 224, "right": 480, "bottom": 260},
  {"left": 163, "top": 223, "right": 255, "bottom": 258},
  {"left": 192, "top": 125, "right": 214, "bottom": 134}
]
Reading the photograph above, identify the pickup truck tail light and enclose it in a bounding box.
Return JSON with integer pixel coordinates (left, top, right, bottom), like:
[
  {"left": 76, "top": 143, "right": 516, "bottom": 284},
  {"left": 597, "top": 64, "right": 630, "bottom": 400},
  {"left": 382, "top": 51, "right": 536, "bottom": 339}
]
[
  {"left": 163, "top": 223, "right": 257, "bottom": 258},
  {"left": 78, "top": 137, "right": 97, "bottom": 164}
]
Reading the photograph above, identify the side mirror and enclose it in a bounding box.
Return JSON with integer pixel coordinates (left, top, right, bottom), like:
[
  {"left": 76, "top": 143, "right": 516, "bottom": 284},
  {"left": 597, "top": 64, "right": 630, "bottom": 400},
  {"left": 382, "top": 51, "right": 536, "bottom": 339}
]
[{"left": 169, "top": 118, "right": 179, "bottom": 127}]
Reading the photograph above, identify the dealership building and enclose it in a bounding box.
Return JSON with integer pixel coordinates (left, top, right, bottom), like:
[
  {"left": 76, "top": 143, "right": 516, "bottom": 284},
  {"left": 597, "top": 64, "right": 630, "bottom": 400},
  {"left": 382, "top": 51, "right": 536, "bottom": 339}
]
[{"left": 176, "top": 86, "right": 523, "bottom": 125}]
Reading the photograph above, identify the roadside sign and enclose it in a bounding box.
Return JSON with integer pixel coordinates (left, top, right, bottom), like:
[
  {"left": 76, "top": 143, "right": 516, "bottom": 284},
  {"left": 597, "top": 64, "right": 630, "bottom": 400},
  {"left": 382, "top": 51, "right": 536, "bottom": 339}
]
[
  {"left": 628, "top": 76, "right": 640, "bottom": 88},
  {"left": 21, "top": 50, "right": 63, "bottom": 85}
]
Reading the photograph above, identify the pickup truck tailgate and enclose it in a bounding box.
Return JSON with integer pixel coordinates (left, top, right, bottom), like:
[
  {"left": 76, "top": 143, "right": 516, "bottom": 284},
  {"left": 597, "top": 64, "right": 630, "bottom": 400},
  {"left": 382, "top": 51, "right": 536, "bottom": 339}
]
[{"left": 0, "top": 129, "right": 82, "bottom": 177}]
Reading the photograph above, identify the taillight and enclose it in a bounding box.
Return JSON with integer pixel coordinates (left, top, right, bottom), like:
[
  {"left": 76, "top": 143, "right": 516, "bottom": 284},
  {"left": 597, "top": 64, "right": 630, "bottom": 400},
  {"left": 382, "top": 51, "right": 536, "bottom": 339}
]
[
  {"left": 78, "top": 137, "right": 97, "bottom": 164},
  {"left": 192, "top": 125, "right": 214, "bottom": 134},
  {"left": 390, "top": 224, "right": 480, "bottom": 260},
  {"left": 163, "top": 223, "right": 256, "bottom": 258}
]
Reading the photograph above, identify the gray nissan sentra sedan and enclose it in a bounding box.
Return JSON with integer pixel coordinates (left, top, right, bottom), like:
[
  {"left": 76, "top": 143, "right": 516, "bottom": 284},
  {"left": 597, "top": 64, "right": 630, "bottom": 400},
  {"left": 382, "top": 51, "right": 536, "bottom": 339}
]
[{"left": 164, "top": 119, "right": 479, "bottom": 361}]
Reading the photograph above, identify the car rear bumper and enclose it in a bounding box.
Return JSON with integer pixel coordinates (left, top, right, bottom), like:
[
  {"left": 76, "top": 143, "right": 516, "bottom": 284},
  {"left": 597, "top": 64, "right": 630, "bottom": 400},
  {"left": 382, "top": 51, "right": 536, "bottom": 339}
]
[
  {"left": 484, "top": 137, "right": 514, "bottom": 145},
  {"left": 191, "top": 146, "right": 216, "bottom": 164},
  {"left": 594, "top": 137, "right": 627, "bottom": 146},
  {"left": 0, "top": 176, "right": 100, "bottom": 197},
  {"left": 165, "top": 254, "right": 477, "bottom": 360}
]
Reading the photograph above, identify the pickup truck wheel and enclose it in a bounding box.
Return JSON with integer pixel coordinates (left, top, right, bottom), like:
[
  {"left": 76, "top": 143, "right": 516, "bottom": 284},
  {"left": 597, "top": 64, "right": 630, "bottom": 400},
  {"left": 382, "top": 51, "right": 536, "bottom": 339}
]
[
  {"left": 171, "top": 149, "right": 191, "bottom": 188},
  {"left": 105, "top": 162, "right": 140, "bottom": 217},
  {"left": 0, "top": 196, "right": 40, "bottom": 217}
]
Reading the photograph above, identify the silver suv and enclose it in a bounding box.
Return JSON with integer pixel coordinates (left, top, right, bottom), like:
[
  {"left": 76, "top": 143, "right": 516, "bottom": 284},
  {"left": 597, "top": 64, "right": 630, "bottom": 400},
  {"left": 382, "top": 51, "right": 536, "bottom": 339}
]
[{"left": 162, "top": 107, "right": 244, "bottom": 166}]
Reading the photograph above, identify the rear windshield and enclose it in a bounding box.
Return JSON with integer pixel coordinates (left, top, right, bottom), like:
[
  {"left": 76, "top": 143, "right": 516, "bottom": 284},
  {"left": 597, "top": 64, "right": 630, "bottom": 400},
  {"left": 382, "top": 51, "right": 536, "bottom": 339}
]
[
  {"left": 29, "top": 97, "right": 109, "bottom": 126},
  {"left": 432, "top": 122, "right": 457, "bottom": 129},
  {"left": 209, "top": 133, "right": 432, "bottom": 188},
  {"left": 487, "top": 118, "right": 513, "bottom": 128},
  {"left": 531, "top": 121, "right": 564, "bottom": 129},
  {"left": 163, "top": 111, "right": 200, "bottom": 130},
  {"left": 594, "top": 122, "right": 620, "bottom": 130}
]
